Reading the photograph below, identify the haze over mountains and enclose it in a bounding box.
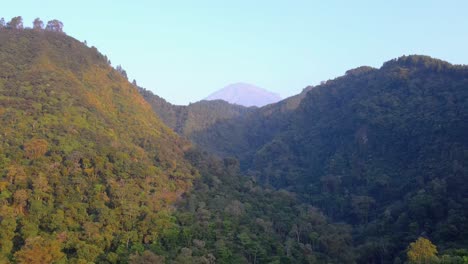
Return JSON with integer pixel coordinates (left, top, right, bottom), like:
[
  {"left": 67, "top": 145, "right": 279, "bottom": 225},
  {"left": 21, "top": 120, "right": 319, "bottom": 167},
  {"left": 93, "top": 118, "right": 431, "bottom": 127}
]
[
  {"left": 204, "top": 82, "right": 282, "bottom": 107},
  {"left": 1, "top": 16, "right": 467, "bottom": 264}
]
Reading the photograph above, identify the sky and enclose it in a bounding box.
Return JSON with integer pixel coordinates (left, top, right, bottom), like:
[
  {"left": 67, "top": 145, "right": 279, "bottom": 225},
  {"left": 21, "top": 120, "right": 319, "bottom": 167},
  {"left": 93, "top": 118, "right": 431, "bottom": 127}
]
[{"left": 3, "top": 0, "right": 468, "bottom": 105}]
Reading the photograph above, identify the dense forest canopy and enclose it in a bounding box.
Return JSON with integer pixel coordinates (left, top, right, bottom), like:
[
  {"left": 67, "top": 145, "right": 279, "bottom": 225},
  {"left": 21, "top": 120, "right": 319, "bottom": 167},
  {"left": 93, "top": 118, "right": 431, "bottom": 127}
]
[
  {"left": 0, "top": 22, "right": 196, "bottom": 263},
  {"left": 141, "top": 55, "right": 468, "bottom": 263},
  {"left": 0, "top": 17, "right": 467, "bottom": 263},
  {"left": 138, "top": 87, "right": 254, "bottom": 139}
]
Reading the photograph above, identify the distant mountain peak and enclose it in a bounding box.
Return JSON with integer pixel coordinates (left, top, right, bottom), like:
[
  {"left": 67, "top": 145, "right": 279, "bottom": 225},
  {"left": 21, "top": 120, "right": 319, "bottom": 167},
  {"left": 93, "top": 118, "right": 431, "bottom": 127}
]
[{"left": 204, "top": 82, "right": 282, "bottom": 107}]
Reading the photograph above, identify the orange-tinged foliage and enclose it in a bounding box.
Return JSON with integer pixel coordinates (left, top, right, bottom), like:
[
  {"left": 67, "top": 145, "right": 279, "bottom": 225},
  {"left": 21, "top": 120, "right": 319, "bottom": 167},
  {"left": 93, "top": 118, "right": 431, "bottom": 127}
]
[
  {"left": 24, "top": 138, "right": 48, "bottom": 159},
  {"left": 13, "top": 189, "right": 29, "bottom": 215},
  {"left": 14, "top": 236, "right": 64, "bottom": 264},
  {"left": 6, "top": 165, "right": 27, "bottom": 186},
  {"left": 0, "top": 181, "right": 8, "bottom": 191},
  {"left": 0, "top": 28, "right": 196, "bottom": 262}
]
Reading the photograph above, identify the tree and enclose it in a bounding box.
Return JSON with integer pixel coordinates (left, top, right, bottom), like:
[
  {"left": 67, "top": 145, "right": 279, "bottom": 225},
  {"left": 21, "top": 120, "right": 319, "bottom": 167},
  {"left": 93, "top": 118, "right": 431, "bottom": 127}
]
[
  {"left": 14, "top": 237, "right": 64, "bottom": 264},
  {"left": 33, "top": 18, "right": 44, "bottom": 30},
  {"left": 351, "top": 195, "right": 375, "bottom": 224},
  {"left": 116, "top": 65, "right": 128, "bottom": 79},
  {"left": 7, "top": 165, "right": 27, "bottom": 188},
  {"left": 129, "top": 251, "right": 165, "bottom": 264},
  {"left": 7, "top": 16, "right": 23, "bottom": 29},
  {"left": 407, "top": 237, "right": 438, "bottom": 264},
  {"left": 13, "top": 189, "right": 29, "bottom": 215},
  {"left": 24, "top": 139, "right": 48, "bottom": 159},
  {"left": 0, "top": 18, "right": 5, "bottom": 28},
  {"left": 45, "top": 19, "right": 63, "bottom": 33},
  {"left": 0, "top": 206, "right": 17, "bottom": 259}
]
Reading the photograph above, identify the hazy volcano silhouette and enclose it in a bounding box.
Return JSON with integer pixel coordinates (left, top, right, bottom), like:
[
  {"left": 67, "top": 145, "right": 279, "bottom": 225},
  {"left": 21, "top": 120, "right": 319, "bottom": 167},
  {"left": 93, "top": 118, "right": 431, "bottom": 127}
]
[{"left": 205, "top": 82, "right": 282, "bottom": 107}]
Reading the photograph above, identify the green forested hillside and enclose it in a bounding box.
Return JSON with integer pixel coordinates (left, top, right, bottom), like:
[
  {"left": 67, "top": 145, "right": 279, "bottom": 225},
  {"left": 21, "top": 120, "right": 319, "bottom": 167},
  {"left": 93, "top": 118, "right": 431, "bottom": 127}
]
[
  {"left": 140, "top": 85, "right": 312, "bottom": 163},
  {"left": 0, "top": 28, "right": 196, "bottom": 263},
  {"left": 138, "top": 87, "right": 253, "bottom": 139},
  {"left": 252, "top": 56, "right": 468, "bottom": 261},
  {"left": 2, "top": 21, "right": 468, "bottom": 264},
  {"left": 144, "top": 56, "right": 468, "bottom": 262},
  {"left": 146, "top": 151, "right": 356, "bottom": 263},
  {"left": 0, "top": 24, "right": 354, "bottom": 264},
  {"left": 191, "top": 85, "right": 313, "bottom": 164}
]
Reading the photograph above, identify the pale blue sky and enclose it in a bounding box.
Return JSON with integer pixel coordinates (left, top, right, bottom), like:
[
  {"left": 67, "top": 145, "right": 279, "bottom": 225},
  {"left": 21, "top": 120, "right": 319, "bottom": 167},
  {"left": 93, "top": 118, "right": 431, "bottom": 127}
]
[{"left": 3, "top": 1, "right": 468, "bottom": 105}]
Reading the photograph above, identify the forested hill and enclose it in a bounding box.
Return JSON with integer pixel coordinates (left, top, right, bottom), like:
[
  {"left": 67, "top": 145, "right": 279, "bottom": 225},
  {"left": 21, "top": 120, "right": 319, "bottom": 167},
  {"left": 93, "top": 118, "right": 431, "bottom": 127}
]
[
  {"left": 0, "top": 19, "right": 359, "bottom": 264},
  {"left": 252, "top": 56, "right": 468, "bottom": 260},
  {"left": 250, "top": 57, "right": 468, "bottom": 259},
  {"left": 294, "top": 56, "right": 468, "bottom": 260},
  {"left": 139, "top": 85, "right": 313, "bottom": 160},
  {"left": 143, "top": 55, "right": 468, "bottom": 262},
  {"left": 0, "top": 26, "right": 196, "bottom": 262},
  {"left": 2, "top": 17, "right": 468, "bottom": 263},
  {"left": 188, "top": 85, "right": 313, "bottom": 161},
  {"left": 138, "top": 87, "right": 254, "bottom": 138}
]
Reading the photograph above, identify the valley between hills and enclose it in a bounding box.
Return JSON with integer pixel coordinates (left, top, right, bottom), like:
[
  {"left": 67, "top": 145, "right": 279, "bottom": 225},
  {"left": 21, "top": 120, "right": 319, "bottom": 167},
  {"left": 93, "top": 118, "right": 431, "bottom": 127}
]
[{"left": 0, "top": 17, "right": 467, "bottom": 264}]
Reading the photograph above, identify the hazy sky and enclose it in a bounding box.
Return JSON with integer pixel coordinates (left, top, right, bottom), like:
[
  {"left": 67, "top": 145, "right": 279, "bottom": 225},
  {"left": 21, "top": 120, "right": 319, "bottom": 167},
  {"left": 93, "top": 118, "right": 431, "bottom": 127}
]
[{"left": 3, "top": 1, "right": 468, "bottom": 105}]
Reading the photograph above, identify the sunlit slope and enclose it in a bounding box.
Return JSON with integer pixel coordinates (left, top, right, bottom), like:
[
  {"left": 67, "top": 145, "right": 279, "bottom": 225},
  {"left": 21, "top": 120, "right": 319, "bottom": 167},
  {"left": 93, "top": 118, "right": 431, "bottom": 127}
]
[{"left": 0, "top": 29, "right": 195, "bottom": 262}]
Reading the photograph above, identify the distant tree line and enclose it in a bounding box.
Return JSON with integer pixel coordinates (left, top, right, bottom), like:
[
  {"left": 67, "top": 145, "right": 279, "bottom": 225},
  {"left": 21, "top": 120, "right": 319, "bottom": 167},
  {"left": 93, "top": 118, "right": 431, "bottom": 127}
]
[
  {"left": 0, "top": 16, "right": 134, "bottom": 84},
  {"left": 0, "top": 16, "right": 63, "bottom": 33}
]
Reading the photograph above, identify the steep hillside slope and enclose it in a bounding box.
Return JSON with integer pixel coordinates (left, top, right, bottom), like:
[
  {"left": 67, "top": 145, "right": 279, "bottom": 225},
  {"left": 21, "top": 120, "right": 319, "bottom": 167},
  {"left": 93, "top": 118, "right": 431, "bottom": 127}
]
[
  {"left": 148, "top": 151, "right": 356, "bottom": 263},
  {"left": 148, "top": 56, "right": 468, "bottom": 262},
  {"left": 0, "top": 29, "right": 195, "bottom": 262},
  {"left": 0, "top": 26, "right": 357, "bottom": 264},
  {"left": 140, "top": 84, "right": 314, "bottom": 167},
  {"left": 189, "top": 85, "right": 314, "bottom": 163},
  {"left": 256, "top": 57, "right": 468, "bottom": 260},
  {"left": 3, "top": 25, "right": 467, "bottom": 263},
  {"left": 139, "top": 87, "right": 253, "bottom": 138}
]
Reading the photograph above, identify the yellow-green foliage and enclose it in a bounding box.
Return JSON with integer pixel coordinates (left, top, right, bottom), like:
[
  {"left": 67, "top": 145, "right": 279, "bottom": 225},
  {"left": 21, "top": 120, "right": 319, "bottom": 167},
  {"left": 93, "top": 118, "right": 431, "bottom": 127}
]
[
  {"left": 0, "top": 28, "right": 195, "bottom": 262},
  {"left": 407, "top": 237, "right": 438, "bottom": 264}
]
